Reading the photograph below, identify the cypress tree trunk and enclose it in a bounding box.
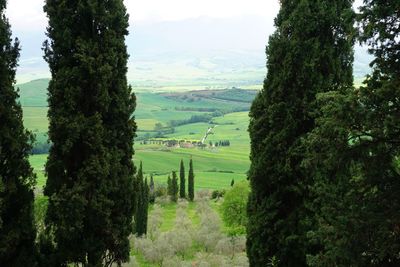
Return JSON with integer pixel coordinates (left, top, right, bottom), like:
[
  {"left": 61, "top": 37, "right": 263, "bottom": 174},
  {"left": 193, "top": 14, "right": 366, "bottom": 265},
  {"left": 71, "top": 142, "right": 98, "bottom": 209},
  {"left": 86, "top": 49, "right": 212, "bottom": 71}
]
[
  {"left": 188, "top": 159, "right": 194, "bottom": 201},
  {"left": 246, "top": 1, "right": 354, "bottom": 266},
  {"left": 0, "top": 1, "right": 37, "bottom": 265},
  {"left": 43, "top": 0, "right": 136, "bottom": 265},
  {"left": 179, "top": 159, "right": 185, "bottom": 198}
]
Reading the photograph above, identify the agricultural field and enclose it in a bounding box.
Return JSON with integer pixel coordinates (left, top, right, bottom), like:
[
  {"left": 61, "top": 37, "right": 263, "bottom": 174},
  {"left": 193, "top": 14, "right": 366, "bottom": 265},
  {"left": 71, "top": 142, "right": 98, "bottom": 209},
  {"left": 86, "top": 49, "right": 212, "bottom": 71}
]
[
  {"left": 128, "top": 197, "right": 249, "bottom": 266},
  {"left": 21, "top": 79, "right": 254, "bottom": 193}
]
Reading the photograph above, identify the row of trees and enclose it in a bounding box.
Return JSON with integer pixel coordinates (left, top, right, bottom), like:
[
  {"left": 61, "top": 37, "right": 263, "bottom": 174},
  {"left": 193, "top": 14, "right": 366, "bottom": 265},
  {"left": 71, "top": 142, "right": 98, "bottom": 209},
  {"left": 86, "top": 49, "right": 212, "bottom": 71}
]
[
  {"left": 247, "top": 0, "right": 400, "bottom": 266},
  {"left": 209, "top": 140, "right": 231, "bottom": 147},
  {"left": 167, "top": 159, "right": 195, "bottom": 202},
  {"left": 0, "top": 0, "right": 139, "bottom": 266}
]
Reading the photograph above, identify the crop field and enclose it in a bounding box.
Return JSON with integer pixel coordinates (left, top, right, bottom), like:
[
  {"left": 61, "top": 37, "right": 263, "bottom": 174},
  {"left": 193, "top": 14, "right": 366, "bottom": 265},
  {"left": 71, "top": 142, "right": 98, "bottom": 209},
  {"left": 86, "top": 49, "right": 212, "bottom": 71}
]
[{"left": 20, "top": 79, "right": 254, "bottom": 193}]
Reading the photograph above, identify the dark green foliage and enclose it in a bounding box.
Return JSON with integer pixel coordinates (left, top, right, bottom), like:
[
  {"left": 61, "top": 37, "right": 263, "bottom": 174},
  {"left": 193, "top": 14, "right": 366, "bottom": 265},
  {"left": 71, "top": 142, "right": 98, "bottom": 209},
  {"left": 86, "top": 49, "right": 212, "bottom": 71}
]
[
  {"left": 188, "top": 159, "right": 195, "bottom": 201},
  {"left": 43, "top": 0, "right": 136, "bottom": 265},
  {"left": 230, "top": 179, "right": 235, "bottom": 187},
  {"left": 149, "top": 174, "right": 155, "bottom": 204},
  {"left": 211, "top": 189, "right": 225, "bottom": 200},
  {"left": 179, "top": 160, "right": 186, "bottom": 198},
  {"left": 170, "top": 171, "right": 178, "bottom": 202},
  {"left": 305, "top": 1, "right": 400, "bottom": 265},
  {"left": 247, "top": 1, "right": 355, "bottom": 266},
  {"left": 0, "top": 1, "right": 37, "bottom": 265},
  {"left": 135, "top": 164, "right": 149, "bottom": 237},
  {"left": 167, "top": 175, "right": 172, "bottom": 196}
]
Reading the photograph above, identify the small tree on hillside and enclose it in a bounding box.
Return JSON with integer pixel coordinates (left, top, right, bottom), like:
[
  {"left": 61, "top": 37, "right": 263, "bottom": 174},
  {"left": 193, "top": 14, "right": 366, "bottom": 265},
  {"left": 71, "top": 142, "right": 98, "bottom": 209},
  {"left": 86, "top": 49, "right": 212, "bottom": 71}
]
[
  {"left": 188, "top": 159, "right": 195, "bottom": 201},
  {"left": 170, "top": 171, "right": 178, "bottom": 202},
  {"left": 179, "top": 160, "right": 186, "bottom": 198},
  {"left": 149, "top": 174, "right": 155, "bottom": 204},
  {"left": 134, "top": 164, "right": 150, "bottom": 237},
  {"left": 167, "top": 175, "right": 172, "bottom": 196}
]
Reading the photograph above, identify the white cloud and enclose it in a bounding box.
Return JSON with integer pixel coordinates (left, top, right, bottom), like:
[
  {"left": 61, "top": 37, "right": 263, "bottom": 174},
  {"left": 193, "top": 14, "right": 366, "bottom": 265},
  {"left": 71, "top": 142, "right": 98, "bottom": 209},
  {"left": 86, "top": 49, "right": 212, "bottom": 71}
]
[{"left": 6, "top": 0, "right": 47, "bottom": 31}]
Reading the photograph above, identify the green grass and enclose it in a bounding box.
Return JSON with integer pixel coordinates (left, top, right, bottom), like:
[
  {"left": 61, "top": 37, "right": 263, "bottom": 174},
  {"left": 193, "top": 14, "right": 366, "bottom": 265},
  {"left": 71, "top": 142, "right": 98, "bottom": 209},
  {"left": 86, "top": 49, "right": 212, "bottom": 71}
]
[
  {"left": 23, "top": 107, "right": 48, "bottom": 143},
  {"left": 29, "top": 112, "right": 251, "bottom": 192},
  {"left": 21, "top": 79, "right": 252, "bottom": 193},
  {"left": 159, "top": 203, "right": 177, "bottom": 232}
]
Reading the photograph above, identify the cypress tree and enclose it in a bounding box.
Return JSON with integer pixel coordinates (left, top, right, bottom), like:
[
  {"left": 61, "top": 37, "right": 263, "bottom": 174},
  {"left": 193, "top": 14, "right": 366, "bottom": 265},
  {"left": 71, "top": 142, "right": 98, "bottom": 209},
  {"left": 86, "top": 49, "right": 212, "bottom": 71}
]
[
  {"left": 149, "top": 174, "right": 155, "bottom": 204},
  {"left": 188, "top": 159, "right": 194, "bottom": 201},
  {"left": 0, "top": 1, "right": 37, "bottom": 264},
  {"left": 230, "top": 179, "right": 235, "bottom": 187},
  {"left": 134, "top": 162, "right": 143, "bottom": 235},
  {"left": 167, "top": 175, "right": 172, "bottom": 196},
  {"left": 170, "top": 171, "right": 178, "bottom": 202},
  {"left": 179, "top": 159, "right": 185, "bottom": 198},
  {"left": 305, "top": 1, "right": 400, "bottom": 265},
  {"left": 142, "top": 178, "right": 149, "bottom": 235},
  {"left": 247, "top": 1, "right": 354, "bottom": 266},
  {"left": 134, "top": 163, "right": 149, "bottom": 237},
  {"left": 43, "top": 0, "right": 136, "bottom": 265}
]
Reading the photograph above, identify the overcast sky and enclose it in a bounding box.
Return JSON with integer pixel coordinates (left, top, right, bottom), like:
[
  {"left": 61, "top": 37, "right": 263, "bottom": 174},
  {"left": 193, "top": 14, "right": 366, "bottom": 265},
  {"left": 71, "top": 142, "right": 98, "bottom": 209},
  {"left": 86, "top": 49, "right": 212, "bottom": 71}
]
[
  {"left": 6, "top": 0, "right": 366, "bottom": 83},
  {"left": 7, "top": 0, "right": 281, "bottom": 31}
]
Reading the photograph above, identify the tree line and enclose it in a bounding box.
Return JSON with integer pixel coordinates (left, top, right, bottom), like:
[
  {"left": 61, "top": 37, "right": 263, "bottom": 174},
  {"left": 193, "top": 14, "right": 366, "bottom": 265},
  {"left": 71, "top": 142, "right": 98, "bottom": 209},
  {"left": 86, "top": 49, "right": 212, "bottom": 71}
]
[
  {"left": 247, "top": 1, "right": 400, "bottom": 266},
  {"left": 167, "top": 159, "right": 195, "bottom": 202}
]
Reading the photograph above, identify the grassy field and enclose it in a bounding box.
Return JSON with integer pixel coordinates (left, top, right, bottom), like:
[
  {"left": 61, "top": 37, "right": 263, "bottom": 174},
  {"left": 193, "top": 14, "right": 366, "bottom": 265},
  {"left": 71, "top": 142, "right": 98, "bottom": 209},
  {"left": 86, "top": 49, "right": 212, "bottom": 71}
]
[
  {"left": 29, "top": 111, "right": 250, "bottom": 191},
  {"left": 21, "top": 79, "right": 253, "bottom": 192}
]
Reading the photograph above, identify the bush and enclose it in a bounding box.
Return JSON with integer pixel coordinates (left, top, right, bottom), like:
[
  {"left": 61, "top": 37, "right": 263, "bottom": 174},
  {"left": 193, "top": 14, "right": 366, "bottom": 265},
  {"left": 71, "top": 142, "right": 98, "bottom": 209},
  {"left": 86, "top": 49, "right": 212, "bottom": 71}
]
[
  {"left": 196, "top": 189, "right": 211, "bottom": 200},
  {"left": 220, "top": 181, "right": 250, "bottom": 231},
  {"left": 154, "top": 184, "right": 167, "bottom": 198},
  {"left": 211, "top": 190, "right": 226, "bottom": 200}
]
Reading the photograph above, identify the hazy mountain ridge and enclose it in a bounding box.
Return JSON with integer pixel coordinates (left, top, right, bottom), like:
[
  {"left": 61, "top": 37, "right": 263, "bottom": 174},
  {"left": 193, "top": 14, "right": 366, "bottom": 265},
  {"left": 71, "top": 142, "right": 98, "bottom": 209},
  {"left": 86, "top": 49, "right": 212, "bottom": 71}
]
[{"left": 14, "top": 16, "right": 371, "bottom": 85}]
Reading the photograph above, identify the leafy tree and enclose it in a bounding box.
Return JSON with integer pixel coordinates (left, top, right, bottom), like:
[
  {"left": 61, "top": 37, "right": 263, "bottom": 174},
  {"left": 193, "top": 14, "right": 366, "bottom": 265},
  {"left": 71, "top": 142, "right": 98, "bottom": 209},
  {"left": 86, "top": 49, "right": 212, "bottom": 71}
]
[
  {"left": 179, "top": 160, "right": 186, "bottom": 198},
  {"left": 43, "top": 0, "right": 136, "bottom": 265},
  {"left": 188, "top": 159, "right": 195, "bottom": 201},
  {"left": 0, "top": 1, "right": 37, "bottom": 264},
  {"left": 247, "top": 0, "right": 355, "bottom": 266},
  {"left": 170, "top": 171, "right": 178, "bottom": 202},
  {"left": 305, "top": 1, "right": 400, "bottom": 265},
  {"left": 221, "top": 181, "right": 249, "bottom": 232}
]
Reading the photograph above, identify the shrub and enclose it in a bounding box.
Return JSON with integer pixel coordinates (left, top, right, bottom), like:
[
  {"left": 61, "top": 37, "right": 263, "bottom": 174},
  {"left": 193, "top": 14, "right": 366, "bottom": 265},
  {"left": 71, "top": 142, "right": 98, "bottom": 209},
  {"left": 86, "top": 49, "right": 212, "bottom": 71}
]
[{"left": 220, "top": 181, "right": 250, "bottom": 231}]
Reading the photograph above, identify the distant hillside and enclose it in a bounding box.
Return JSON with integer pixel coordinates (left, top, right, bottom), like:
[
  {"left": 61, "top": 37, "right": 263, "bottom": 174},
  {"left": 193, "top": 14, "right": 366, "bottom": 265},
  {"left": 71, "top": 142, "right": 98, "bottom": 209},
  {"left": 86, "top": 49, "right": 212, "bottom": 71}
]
[
  {"left": 18, "top": 79, "right": 257, "bottom": 140},
  {"left": 17, "top": 78, "right": 48, "bottom": 107}
]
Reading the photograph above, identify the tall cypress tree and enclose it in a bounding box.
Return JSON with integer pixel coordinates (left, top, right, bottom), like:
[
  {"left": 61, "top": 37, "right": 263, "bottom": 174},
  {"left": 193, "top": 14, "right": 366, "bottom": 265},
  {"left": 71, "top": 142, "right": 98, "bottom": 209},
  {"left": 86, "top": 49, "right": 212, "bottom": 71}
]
[
  {"left": 135, "top": 162, "right": 149, "bottom": 237},
  {"left": 188, "top": 159, "right": 194, "bottom": 201},
  {"left": 149, "top": 174, "right": 155, "bottom": 204},
  {"left": 179, "top": 159, "right": 185, "bottom": 198},
  {"left": 142, "top": 178, "right": 149, "bottom": 235},
  {"left": 305, "top": 1, "right": 400, "bottom": 265},
  {"left": 247, "top": 1, "right": 354, "bottom": 266},
  {"left": 43, "top": 0, "right": 136, "bottom": 265},
  {"left": 167, "top": 175, "right": 172, "bottom": 196},
  {"left": 170, "top": 171, "right": 178, "bottom": 202},
  {"left": 0, "top": 1, "right": 37, "bottom": 264}
]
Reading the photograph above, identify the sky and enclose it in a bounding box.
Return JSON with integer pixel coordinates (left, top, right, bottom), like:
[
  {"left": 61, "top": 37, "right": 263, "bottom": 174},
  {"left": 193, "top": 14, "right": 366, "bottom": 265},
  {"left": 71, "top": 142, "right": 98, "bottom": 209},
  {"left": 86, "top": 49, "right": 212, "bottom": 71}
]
[
  {"left": 6, "top": 0, "right": 367, "bottom": 83},
  {"left": 6, "top": 0, "right": 280, "bottom": 31}
]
